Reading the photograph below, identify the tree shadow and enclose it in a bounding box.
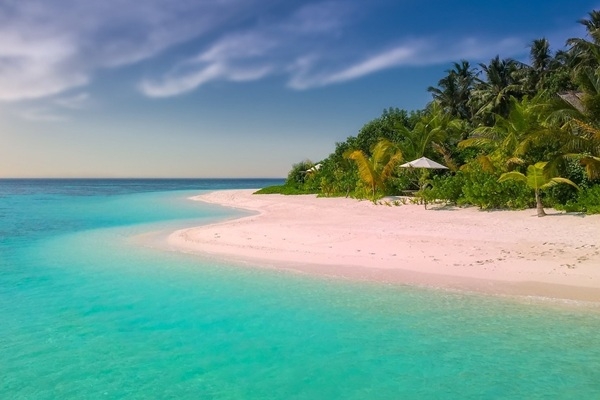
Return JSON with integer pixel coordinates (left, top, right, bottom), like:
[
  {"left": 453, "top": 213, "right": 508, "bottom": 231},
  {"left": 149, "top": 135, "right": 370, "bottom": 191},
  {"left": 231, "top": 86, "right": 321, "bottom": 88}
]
[{"left": 543, "top": 211, "right": 587, "bottom": 218}]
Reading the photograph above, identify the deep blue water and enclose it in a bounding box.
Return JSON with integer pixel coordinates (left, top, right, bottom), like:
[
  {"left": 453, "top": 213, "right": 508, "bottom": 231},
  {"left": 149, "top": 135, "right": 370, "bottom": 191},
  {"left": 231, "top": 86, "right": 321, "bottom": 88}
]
[{"left": 1, "top": 179, "right": 600, "bottom": 399}]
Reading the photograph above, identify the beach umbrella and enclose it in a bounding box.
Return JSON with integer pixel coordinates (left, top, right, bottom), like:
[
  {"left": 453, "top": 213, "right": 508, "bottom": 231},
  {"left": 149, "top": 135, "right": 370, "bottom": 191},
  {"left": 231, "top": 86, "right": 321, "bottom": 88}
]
[
  {"left": 399, "top": 157, "right": 448, "bottom": 209},
  {"left": 399, "top": 157, "right": 448, "bottom": 169}
]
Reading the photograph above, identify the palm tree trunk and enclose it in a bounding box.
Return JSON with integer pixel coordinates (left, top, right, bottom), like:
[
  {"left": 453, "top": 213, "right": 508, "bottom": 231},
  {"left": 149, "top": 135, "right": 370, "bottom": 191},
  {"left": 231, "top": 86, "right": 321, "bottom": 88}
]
[{"left": 535, "top": 189, "right": 546, "bottom": 217}]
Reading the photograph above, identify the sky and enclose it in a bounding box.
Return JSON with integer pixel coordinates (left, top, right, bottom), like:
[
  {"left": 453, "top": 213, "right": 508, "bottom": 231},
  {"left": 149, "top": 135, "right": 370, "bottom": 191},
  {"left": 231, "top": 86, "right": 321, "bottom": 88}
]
[{"left": 1, "top": 0, "right": 598, "bottom": 178}]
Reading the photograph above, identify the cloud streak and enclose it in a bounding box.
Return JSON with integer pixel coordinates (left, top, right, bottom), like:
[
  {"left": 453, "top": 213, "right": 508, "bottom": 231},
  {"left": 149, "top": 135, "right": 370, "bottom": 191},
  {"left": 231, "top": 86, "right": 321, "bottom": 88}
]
[
  {"left": 143, "top": 29, "right": 528, "bottom": 96},
  {"left": 0, "top": 0, "right": 545, "bottom": 103},
  {"left": 0, "top": 0, "right": 262, "bottom": 101}
]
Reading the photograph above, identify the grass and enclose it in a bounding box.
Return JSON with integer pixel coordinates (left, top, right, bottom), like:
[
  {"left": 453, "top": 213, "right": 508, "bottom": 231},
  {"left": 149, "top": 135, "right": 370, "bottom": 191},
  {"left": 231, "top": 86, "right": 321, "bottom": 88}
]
[{"left": 253, "top": 185, "right": 315, "bottom": 195}]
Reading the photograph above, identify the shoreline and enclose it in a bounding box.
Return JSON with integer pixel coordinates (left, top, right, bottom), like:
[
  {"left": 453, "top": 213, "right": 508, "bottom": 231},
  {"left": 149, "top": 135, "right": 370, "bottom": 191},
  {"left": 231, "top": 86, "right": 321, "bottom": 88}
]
[{"left": 167, "top": 189, "right": 600, "bottom": 303}]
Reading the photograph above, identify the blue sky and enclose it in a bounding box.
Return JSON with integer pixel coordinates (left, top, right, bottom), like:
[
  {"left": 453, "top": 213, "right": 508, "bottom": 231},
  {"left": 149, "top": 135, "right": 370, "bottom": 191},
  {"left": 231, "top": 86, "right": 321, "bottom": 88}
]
[{"left": 1, "top": 0, "right": 598, "bottom": 178}]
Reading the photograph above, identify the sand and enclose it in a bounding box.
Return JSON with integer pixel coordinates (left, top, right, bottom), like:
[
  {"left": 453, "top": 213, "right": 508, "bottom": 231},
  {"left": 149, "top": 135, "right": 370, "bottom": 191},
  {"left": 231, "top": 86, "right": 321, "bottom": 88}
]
[{"left": 168, "top": 189, "right": 600, "bottom": 302}]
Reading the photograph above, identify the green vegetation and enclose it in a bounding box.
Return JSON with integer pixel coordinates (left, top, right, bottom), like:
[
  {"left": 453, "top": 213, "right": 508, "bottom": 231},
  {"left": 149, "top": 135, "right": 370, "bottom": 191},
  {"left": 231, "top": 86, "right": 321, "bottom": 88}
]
[
  {"left": 498, "top": 162, "right": 579, "bottom": 217},
  {"left": 266, "top": 10, "right": 600, "bottom": 214},
  {"left": 254, "top": 185, "right": 312, "bottom": 195}
]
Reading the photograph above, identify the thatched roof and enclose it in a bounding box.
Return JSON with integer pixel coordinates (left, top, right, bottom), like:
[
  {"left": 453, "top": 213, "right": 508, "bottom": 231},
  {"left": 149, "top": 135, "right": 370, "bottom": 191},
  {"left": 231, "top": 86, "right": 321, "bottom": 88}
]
[{"left": 558, "top": 91, "right": 585, "bottom": 113}]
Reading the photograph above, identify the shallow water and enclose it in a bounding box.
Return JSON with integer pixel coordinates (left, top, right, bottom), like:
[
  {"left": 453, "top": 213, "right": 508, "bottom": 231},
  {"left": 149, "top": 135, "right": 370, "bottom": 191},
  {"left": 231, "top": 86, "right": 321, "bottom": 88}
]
[{"left": 1, "top": 179, "right": 599, "bottom": 399}]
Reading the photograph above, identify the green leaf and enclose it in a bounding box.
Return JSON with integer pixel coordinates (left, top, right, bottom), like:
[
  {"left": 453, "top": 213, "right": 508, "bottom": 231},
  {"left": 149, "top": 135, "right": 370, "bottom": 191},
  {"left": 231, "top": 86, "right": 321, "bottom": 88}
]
[
  {"left": 498, "top": 171, "right": 527, "bottom": 184},
  {"left": 525, "top": 162, "right": 548, "bottom": 190}
]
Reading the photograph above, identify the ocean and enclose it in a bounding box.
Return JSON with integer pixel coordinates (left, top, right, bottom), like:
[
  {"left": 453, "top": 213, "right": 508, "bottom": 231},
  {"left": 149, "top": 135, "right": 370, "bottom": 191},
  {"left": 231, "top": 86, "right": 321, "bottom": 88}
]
[{"left": 1, "top": 179, "right": 599, "bottom": 399}]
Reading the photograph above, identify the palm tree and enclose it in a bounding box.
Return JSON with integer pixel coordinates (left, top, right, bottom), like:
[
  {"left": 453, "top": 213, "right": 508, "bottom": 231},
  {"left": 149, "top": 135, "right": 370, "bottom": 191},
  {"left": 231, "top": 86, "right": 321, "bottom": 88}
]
[
  {"left": 579, "top": 10, "right": 600, "bottom": 35},
  {"left": 498, "top": 162, "right": 579, "bottom": 217},
  {"left": 525, "top": 38, "right": 555, "bottom": 93},
  {"left": 400, "top": 102, "right": 464, "bottom": 161},
  {"left": 470, "top": 56, "right": 527, "bottom": 123},
  {"left": 566, "top": 11, "right": 600, "bottom": 96},
  {"left": 344, "top": 139, "right": 403, "bottom": 199},
  {"left": 567, "top": 10, "right": 600, "bottom": 65},
  {"left": 460, "top": 94, "right": 556, "bottom": 170},
  {"left": 566, "top": 119, "right": 600, "bottom": 179},
  {"left": 428, "top": 60, "right": 477, "bottom": 120}
]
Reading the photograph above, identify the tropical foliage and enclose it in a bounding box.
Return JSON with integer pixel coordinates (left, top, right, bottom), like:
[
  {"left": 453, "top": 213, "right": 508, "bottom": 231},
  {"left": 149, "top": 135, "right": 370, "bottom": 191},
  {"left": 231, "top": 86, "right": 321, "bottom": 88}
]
[
  {"left": 262, "top": 9, "right": 600, "bottom": 213},
  {"left": 498, "top": 162, "right": 579, "bottom": 217}
]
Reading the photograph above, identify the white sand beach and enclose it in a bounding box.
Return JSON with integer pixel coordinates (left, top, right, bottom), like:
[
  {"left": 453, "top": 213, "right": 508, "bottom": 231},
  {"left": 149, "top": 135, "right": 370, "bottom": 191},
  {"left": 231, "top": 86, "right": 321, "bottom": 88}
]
[{"left": 168, "top": 189, "right": 600, "bottom": 302}]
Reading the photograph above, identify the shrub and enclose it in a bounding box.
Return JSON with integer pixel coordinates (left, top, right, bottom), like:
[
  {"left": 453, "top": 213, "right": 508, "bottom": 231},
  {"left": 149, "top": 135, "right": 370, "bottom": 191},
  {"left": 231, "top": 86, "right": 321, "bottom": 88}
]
[
  {"left": 420, "top": 173, "right": 465, "bottom": 204},
  {"left": 286, "top": 160, "right": 315, "bottom": 189},
  {"left": 546, "top": 158, "right": 592, "bottom": 206},
  {"left": 420, "top": 167, "right": 532, "bottom": 209},
  {"left": 558, "top": 185, "right": 600, "bottom": 214},
  {"left": 461, "top": 169, "right": 531, "bottom": 209}
]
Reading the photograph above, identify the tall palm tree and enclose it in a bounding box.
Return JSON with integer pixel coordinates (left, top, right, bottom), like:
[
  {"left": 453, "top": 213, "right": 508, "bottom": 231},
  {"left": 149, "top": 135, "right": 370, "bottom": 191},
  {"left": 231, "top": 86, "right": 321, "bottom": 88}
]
[
  {"left": 344, "top": 139, "right": 403, "bottom": 199},
  {"left": 567, "top": 11, "right": 600, "bottom": 73},
  {"left": 428, "top": 60, "right": 477, "bottom": 120},
  {"left": 525, "top": 38, "right": 554, "bottom": 93},
  {"left": 530, "top": 38, "right": 553, "bottom": 73},
  {"left": 470, "top": 56, "right": 527, "bottom": 123}
]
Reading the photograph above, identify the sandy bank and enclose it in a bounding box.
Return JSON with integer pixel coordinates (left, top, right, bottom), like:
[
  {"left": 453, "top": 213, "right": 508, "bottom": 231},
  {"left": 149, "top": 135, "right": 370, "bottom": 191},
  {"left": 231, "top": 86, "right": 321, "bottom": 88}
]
[{"left": 168, "top": 189, "right": 600, "bottom": 302}]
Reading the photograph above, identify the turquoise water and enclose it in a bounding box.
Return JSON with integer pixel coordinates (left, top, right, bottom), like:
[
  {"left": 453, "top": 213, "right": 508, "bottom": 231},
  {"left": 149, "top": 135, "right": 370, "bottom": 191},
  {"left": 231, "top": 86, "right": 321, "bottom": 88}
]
[{"left": 1, "top": 179, "right": 600, "bottom": 399}]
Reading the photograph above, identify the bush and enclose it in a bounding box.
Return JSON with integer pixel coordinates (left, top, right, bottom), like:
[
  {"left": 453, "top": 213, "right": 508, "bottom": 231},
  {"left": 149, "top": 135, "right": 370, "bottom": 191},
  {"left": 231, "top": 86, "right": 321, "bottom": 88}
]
[
  {"left": 558, "top": 185, "right": 600, "bottom": 214},
  {"left": 286, "top": 160, "right": 315, "bottom": 189},
  {"left": 420, "top": 173, "right": 465, "bottom": 204},
  {"left": 546, "top": 158, "right": 592, "bottom": 206},
  {"left": 461, "top": 169, "right": 532, "bottom": 209},
  {"left": 420, "top": 168, "right": 532, "bottom": 209}
]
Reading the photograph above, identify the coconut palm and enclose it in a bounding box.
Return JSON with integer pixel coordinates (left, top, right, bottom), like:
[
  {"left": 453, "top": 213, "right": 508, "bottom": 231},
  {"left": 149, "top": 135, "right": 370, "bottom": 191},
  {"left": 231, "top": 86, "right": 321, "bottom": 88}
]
[
  {"left": 565, "top": 119, "right": 600, "bottom": 179},
  {"left": 470, "top": 56, "right": 527, "bottom": 123},
  {"left": 525, "top": 38, "right": 556, "bottom": 93},
  {"left": 567, "top": 10, "right": 600, "bottom": 67},
  {"left": 399, "top": 102, "right": 465, "bottom": 161},
  {"left": 344, "top": 139, "right": 403, "bottom": 199},
  {"left": 460, "top": 94, "right": 556, "bottom": 170},
  {"left": 498, "top": 162, "right": 579, "bottom": 217},
  {"left": 428, "top": 60, "right": 477, "bottom": 120}
]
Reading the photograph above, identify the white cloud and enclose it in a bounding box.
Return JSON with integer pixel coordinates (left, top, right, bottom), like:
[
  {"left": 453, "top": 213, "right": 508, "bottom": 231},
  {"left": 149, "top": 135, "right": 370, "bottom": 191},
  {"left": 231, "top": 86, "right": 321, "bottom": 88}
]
[
  {"left": 139, "top": 31, "right": 278, "bottom": 97},
  {"left": 139, "top": 1, "right": 355, "bottom": 97},
  {"left": 0, "top": 29, "right": 86, "bottom": 100},
  {"left": 287, "top": 37, "right": 528, "bottom": 90},
  {"left": 140, "top": 63, "right": 225, "bottom": 97},
  {"left": 0, "top": 0, "right": 262, "bottom": 102},
  {"left": 309, "top": 45, "right": 420, "bottom": 87},
  {"left": 138, "top": 0, "right": 535, "bottom": 97},
  {"left": 0, "top": 0, "right": 554, "bottom": 104}
]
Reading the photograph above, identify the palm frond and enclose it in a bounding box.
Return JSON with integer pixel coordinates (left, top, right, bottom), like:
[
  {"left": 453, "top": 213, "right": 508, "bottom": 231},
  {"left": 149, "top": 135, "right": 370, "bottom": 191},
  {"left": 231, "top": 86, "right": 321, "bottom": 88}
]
[
  {"left": 543, "top": 177, "right": 579, "bottom": 190},
  {"left": 458, "top": 137, "right": 493, "bottom": 149},
  {"left": 477, "top": 155, "right": 496, "bottom": 173},
  {"left": 506, "top": 157, "right": 525, "bottom": 167},
  {"left": 498, "top": 171, "right": 527, "bottom": 184},
  {"left": 580, "top": 156, "right": 600, "bottom": 179},
  {"left": 381, "top": 152, "right": 404, "bottom": 181},
  {"left": 432, "top": 143, "right": 458, "bottom": 172},
  {"left": 345, "top": 150, "right": 379, "bottom": 189},
  {"left": 571, "top": 118, "right": 600, "bottom": 141}
]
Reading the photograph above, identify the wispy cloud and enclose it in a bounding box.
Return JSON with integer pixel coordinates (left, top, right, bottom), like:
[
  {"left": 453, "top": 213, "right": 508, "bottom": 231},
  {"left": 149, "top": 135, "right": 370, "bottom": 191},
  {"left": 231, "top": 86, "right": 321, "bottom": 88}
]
[
  {"left": 139, "top": 1, "right": 352, "bottom": 97},
  {"left": 288, "top": 37, "right": 526, "bottom": 89},
  {"left": 0, "top": 0, "right": 567, "bottom": 103},
  {"left": 139, "top": 0, "right": 532, "bottom": 97},
  {"left": 0, "top": 0, "right": 262, "bottom": 101}
]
